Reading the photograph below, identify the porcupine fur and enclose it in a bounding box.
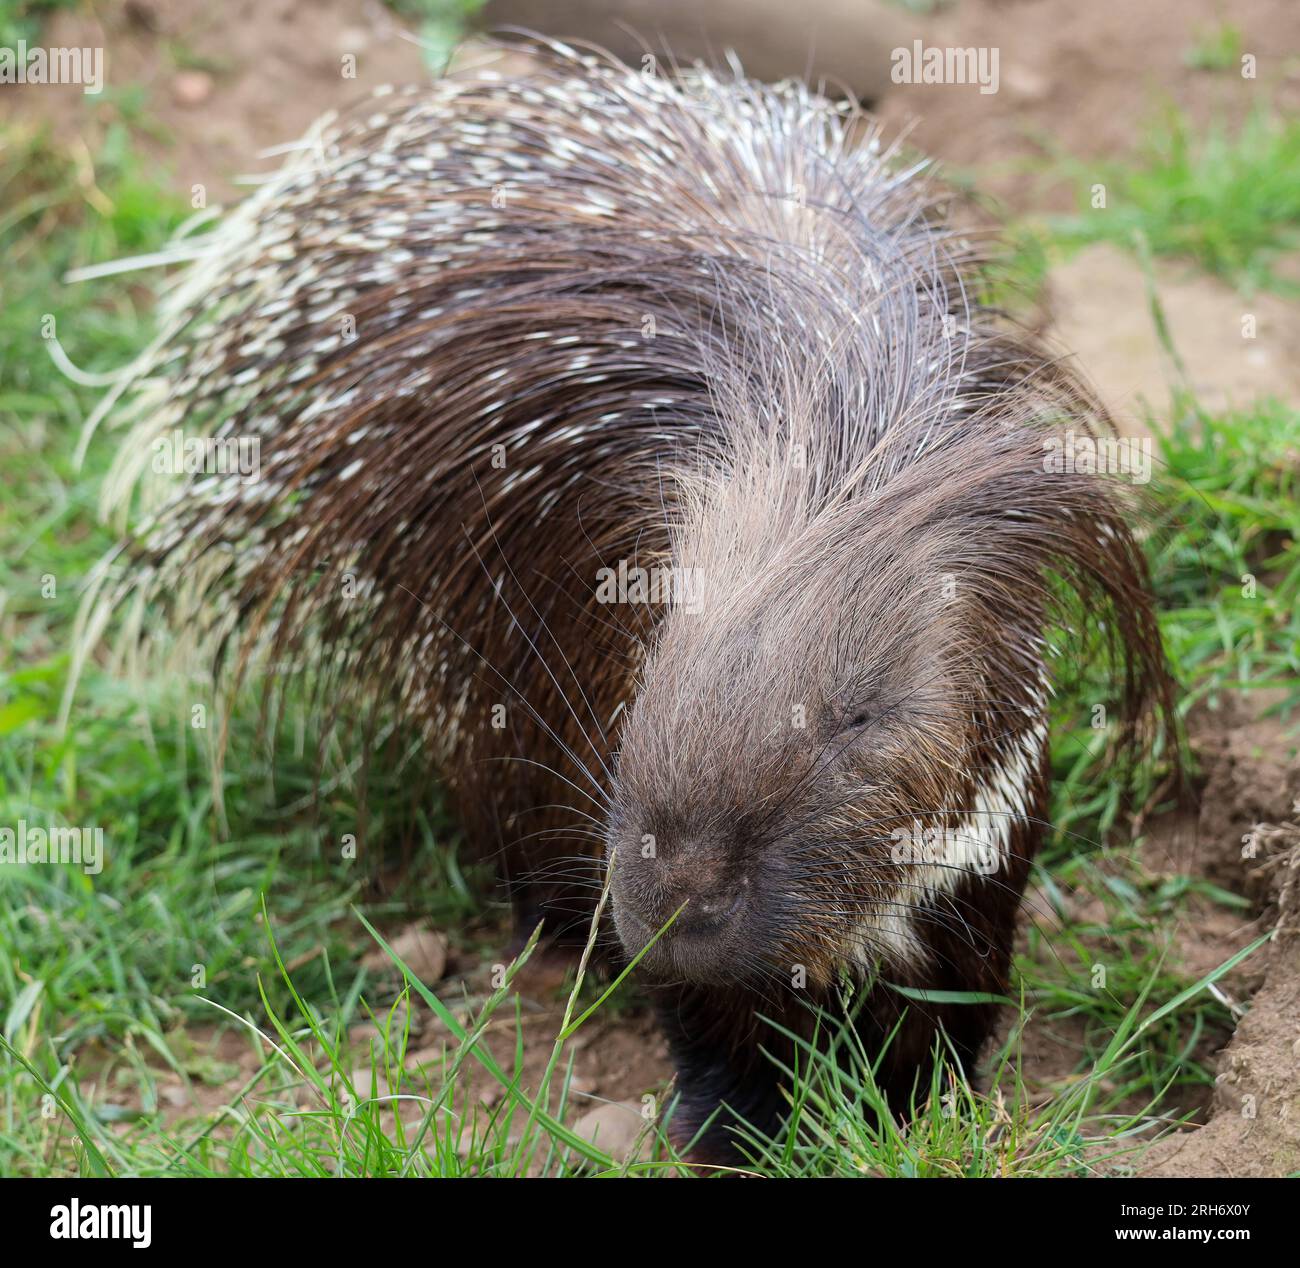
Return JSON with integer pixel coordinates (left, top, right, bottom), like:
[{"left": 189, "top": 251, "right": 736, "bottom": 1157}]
[{"left": 80, "top": 38, "right": 1178, "bottom": 1164}]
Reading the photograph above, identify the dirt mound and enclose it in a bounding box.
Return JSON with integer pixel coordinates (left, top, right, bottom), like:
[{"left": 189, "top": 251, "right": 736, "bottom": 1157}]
[
  {"left": 1142, "top": 821, "right": 1300, "bottom": 1176},
  {"left": 1140, "top": 697, "right": 1300, "bottom": 1176}
]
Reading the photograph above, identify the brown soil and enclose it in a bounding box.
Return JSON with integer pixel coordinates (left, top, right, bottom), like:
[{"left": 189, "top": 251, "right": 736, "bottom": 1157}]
[
  {"left": 1047, "top": 245, "right": 1300, "bottom": 435},
  {"left": 0, "top": 0, "right": 430, "bottom": 202},
  {"left": 1132, "top": 698, "right": 1300, "bottom": 1177},
  {"left": 874, "top": 0, "right": 1300, "bottom": 212}
]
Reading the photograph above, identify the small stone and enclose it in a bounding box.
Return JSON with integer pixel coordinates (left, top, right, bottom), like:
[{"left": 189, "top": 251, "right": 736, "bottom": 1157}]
[
  {"left": 570, "top": 1101, "right": 653, "bottom": 1163},
  {"left": 362, "top": 923, "right": 448, "bottom": 983},
  {"left": 338, "top": 26, "right": 371, "bottom": 55},
  {"left": 1003, "top": 65, "right": 1050, "bottom": 101},
  {"left": 171, "top": 71, "right": 214, "bottom": 107}
]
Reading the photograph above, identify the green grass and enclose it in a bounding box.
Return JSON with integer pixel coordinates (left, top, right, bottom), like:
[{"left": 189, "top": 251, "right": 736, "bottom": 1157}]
[
  {"left": 742, "top": 931, "right": 1266, "bottom": 1178},
  {"left": 5, "top": 887, "right": 1268, "bottom": 1177},
  {"left": 0, "top": 0, "right": 82, "bottom": 49},
  {"left": 1018, "top": 851, "right": 1249, "bottom": 1105},
  {"left": 1045, "top": 393, "right": 1300, "bottom": 840},
  {"left": 1031, "top": 392, "right": 1300, "bottom": 1131},
  {"left": 380, "top": 0, "right": 487, "bottom": 74},
  {"left": 1052, "top": 107, "right": 1300, "bottom": 294},
  {"left": 1183, "top": 23, "right": 1244, "bottom": 74},
  {"left": 1149, "top": 396, "right": 1300, "bottom": 709},
  {"left": 0, "top": 126, "right": 486, "bottom": 1175},
  {"left": 2, "top": 93, "right": 1296, "bottom": 1176}
]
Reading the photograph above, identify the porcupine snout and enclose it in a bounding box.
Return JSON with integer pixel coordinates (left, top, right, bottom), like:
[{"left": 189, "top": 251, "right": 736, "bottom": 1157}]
[{"left": 609, "top": 834, "right": 751, "bottom": 981}]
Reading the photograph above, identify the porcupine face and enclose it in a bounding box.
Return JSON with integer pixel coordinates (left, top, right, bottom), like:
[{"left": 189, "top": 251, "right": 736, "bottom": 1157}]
[{"left": 606, "top": 532, "right": 990, "bottom": 991}]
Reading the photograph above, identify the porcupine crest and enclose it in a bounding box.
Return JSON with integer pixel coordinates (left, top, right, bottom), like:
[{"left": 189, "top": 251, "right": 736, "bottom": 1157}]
[{"left": 72, "top": 38, "right": 1176, "bottom": 978}]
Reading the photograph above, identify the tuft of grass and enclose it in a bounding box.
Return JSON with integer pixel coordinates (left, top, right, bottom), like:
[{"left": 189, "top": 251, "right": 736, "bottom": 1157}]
[
  {"left": 2, "top": 887, "right": 1269, "bottom": 1177},
  {"left": 702, "top": 927, "right": 1268, "bottom": 1177},
  {"left": 0, "top": 0, "right": 81, "bottom": 49},
  {"left": 1149, "top": 396, "right": 1300, "bottom": 712},
  {"left": 380, "top": 0, "right": 487, "bottom": 74},
  {"left": 2, "top": 900, "right": 677, "bottom": 1176},
  {"left": 1044, "top": 390, "right": 1300, "bottom": 851},
  {"left": 1017, "top": 850, "right": 1247, "bottom": 1107},
  {"left": 0, "top": 126, "right": 483, "bottom": 1176},
  {"left": 1052, "top": 108, "right": 1300, "bottom": 294},
  {"left": 978, "top": 222, "right": 1053, "bottom": 317},
  {"left": 1183, "top": 23, "right": 1244, "bottom": 73}
]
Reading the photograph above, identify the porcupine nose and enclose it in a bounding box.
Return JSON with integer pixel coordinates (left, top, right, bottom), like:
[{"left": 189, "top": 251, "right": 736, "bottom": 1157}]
[
  {"left": 666, "top": 879, "right": 746, "bottom": 935},
  {"left": 610, "top": 839, "right": 747, "bottom": 975}
]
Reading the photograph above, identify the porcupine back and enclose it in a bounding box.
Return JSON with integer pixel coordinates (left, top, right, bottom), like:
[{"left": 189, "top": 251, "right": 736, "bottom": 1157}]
[{"left": 79, "top": 38, "right": 1174, "bottom": 937}]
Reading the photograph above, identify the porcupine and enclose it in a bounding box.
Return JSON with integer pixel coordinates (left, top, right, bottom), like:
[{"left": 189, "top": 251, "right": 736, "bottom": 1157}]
[{"left": 83, "top": 38, "right": 1177, "bottom": 1165}]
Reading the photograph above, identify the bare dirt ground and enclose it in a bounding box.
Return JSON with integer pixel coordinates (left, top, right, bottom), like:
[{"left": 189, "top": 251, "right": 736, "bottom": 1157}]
[
  {"left": 8, "top": 0, "right": 1299, "bottom": 1172},
  {"left": 1047, "top": 245, "right": 1300, "bottom": 434},
  {"left": 875, "top": 0, "right": 1300, "bottom": 212},
  {"left": 2, "top": 0, "right": 431, "bottom": 201},
  {"left": 1138, "top": 697, "right": 1300, "bottom": 1176}
]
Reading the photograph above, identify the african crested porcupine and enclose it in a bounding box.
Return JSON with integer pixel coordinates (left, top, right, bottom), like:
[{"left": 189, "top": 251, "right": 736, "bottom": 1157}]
[{"left": 83, "top": 39, "right": 1176, "bottom": 1163}]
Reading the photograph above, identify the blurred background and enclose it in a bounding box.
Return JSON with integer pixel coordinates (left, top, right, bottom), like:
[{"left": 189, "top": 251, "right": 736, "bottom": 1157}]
[{"left": 1, "top": 0, "right": 1297, "bottom": 1179}]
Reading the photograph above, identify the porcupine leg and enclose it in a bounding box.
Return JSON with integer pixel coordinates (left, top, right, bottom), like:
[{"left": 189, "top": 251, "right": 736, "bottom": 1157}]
[
  {"left": 855, "top": 805, "right": 1043, "bottom": 1113},
  {"left": 651, "top": 985, "right": 805, "bottom": 1169},
  {"left": 649, "top": 863, "right": 1033, "bottom": 1165}
]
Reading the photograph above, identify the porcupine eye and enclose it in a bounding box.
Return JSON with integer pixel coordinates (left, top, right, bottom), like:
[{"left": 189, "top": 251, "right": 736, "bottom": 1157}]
[{"left": 835, "top": 706, "right": 873, "bottom": 738}]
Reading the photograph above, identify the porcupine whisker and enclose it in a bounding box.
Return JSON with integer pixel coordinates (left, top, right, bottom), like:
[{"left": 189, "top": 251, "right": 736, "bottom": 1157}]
[
  {"left": 502, "top": 814, "right": 607, "bottom": 841},
  {"left": 511, "top": 854, "right": 608, "bottom": 894},
  {"left": 510, "top": 839, "right": 608, "bottom": 865},
  {"left": 800, "top": 854, "right": 1064, "bottom": 940},
  {"left": 780, "top": 832, "right": 1034, "bottom": 899},
  {"left": 792, "top": 832, "right": 1041, "bottom": 894},
  {"left": 541, "top": 564, "right": 654, "bottom": 652},
  {"left": 569, "top": 491, "right": 667, "bottom": 647},
  {"left": 794, "top": 856, "right": 1036, "bottom": 914},
  {"left": 393, "top": 583, "right": 611, "bottom": 809},
  {"left": 476, "top": 760, "right": 610, "bottom": 825},
  {"left": 460, "top": 551, "right": 614, "bottom": 793},
  {"left": 833, "top": 916, "right": 987, "bottom": 974},
  {"left": 793, "top": 871, "right": 1024, "bottom": 951},
  {"left": 522, "top": 857, "right": 606, "bottom": 877},
  {"left": 466, "top": 478, "right": 618, "bottom": 788},
  {"left": 768, "top": 777, "right": 1035, "bottom": 861}
]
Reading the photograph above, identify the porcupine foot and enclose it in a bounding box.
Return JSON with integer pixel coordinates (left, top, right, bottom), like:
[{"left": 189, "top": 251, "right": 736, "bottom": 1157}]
[
  {"left": 654, "top": 978, "right": 1007, "bottom": 1172},
  {"left": 652, "top": 984, "right": 798, "bottom": 1172}
]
